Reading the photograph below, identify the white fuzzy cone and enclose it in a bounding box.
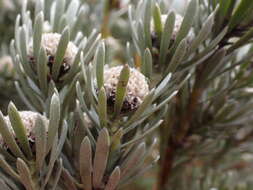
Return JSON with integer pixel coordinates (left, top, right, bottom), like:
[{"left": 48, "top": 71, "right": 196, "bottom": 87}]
[
  {"left": 40, "top": 33, "right": 78, "bottom": 64},
  {"left": 1, "top": 111, "right": 48, "bottom": 147},
  {"left": 104, "top": 65, "right": 149, "bottom": 112},
  {"left": 29, "top": 33, "right": 78, "bottom": 79}
]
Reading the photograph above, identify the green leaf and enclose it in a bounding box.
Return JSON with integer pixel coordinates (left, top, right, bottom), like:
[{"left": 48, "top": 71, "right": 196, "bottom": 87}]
[
  {"left": 37, "top": 47, "right": 48, "bottom": 95},
  {"left": 52, "top": 27, "right": 70, "bottom": 80},
  {"left": 143, "top": 0, "right": 152, "bottom": 49},
  {"left": 20, "top": 27, "right": 36, "bottom": 80},
  {"left": 228, "top": 27, "right": 253, "bottom": 53},
  {"left": 152, "top": 3, "right": 163, "bottom": 40},
  {"left": 33, "top": 12, "right": 43, "bottom": 59},
  {"left": 105, "top": 167, "right": 121, "bottom": 190},
  {"left": 159, "top": 12, "right": 175, "bottom": 66},
  {"left": 53, "top": 0, "right": 66, "bottom": 32},
  {"left": 165, "top": 39, "right": 187, "bottom": 74},
  {"left": 8, "top": 103, "right": 33, "bottom": 159},
  {"left": 80, "top": 137, "right": 92, "bottom": 190},
  {"left": 47, "top": 93, "right": 60, "bottom": 153},
  {"left": 174, "top": 0, "right": 197, "bottom": 47},
  {"left": 120, "top": 143, "right": 146, "bottom": 179},
  {"left": 16, "top": 158, "right": 35, "bottom": 190},
  {"left": 154, "top": 73, "right": 172, "bottom": 99},
  {"left": 0, "top": 111, "right": 26, "bottom": 160},
  {"left": 98, "top": 87, "right": 107, "bottom": 128},
  {"left": 96, "top": 42, "right": 106, "bottom": 89},
  {"left": 93, "top": 128, "right": 110, "bottom": 188},
  {"left": 228, "top": 0, "right": 253, "bottom": 31},
  {"left": 35, "top": 115, "right": 47, "bottom": 171},
  {"left": 0, "top": 155, "right": 20, "bottom": 181},
  {"left": 219, "top": 0, "right": 233, "bottom": 17},
  {"left": 125, "top": 89, "right": 155, "bottom": 127},
  {"left": 142, "top": 48, "right": 153, "bottom": 78},
  {"left": 114, "top": 65, "right": 130, "bottom": 117},
  {"left": 188, "top": 10, "right": 216, "bottom": 55}
]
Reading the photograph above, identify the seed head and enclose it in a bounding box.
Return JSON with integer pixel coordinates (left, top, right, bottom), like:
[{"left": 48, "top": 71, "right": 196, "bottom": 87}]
[
  {"left": 104, "top": 65, "right": 149, "bottom": 113},
  {"left": 29, "top": 33, "right": 78, "bottom": 80}
]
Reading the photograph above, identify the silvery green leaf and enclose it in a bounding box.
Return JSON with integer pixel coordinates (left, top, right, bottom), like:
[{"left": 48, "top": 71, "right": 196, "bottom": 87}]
[
  {"left": 0, "top": 172, "right": 21, "bottom": 189},
  {"left": 0, "top": 111, "right": 26, "bottom": 160},
  {"left": 76, "top": 101, "right": 96, "bottom": 145},
  {"left": 125, "top": 89, "right": 155, "bottom": 127},
  {"left": 174, "top": 0, "right": 198, "bottom": 47},
  {"left": 0, "top": 146, "right": 16, "bottom": 163},
  {"left": 188, "top": 27, "right": 227, "bottom": 64},
  {"left": 80, "top": 137, "right": 92, "bottom": 190},
  {"left": 61, "top": 49, "right": 81, "bottom": 83},
  {"left": 20, "top": 27, "right": 35, "bottom": 80},
  {"left": 120, "top": 156, "right": 159, "bottom": 186},
  {"left": 120, "top": 143, "right": 146, "bottom": 179},
  {"left": 61, "top": 73, "right": 81, "bottom": 114},
  {"left": 8, "top": 103, "right": 33, "bottom": 159},
  {"left": 15, "top": 82, "right": 37, "bottom": 112},
  {"left": 34, "top": 0, "right": 44, "bottom": 17},
  {"left": 47, "top": 93, "right": 60, "bottom": 153},
  {"left": 83, "top": 29, "right": 99, "bottom": 54},
  {"left": 128, "top": 6, "right": 141, "bottom": 54},
  {"left": 110, "top": 128, "right": 123, "bottom": 151},
  {"left": 66, "top": 0, "right": 80, "bottom": 24},
  {"left": 228, "top": 27, "right": 253, "bottom": 53},
  {"left": 137, "top": 21, "right": 145, "bottom": 52},
  {"left": 188, "top": 10, "right": 215, "bottom": 55},
  {"left": 205, "top": 49, "right": 226, "bottom": 81},
  {"left": 105, "top": 167, "right": 121, "bottom": 190},
  {"left": 70, "top": 7, "right": 86, "bottom": 39},
  {"left": 82, "top": 34, "right": 101, "bottom": 65},
  {"left": 33, "top": 12, "right": 43, "bottom": 59},
  {"left": 165, "top": 39, "right": 187, "bottom": 74},
  {"left": 15, "top": 15, "right": 21, "bottom": 53},
  {"left": 153, "top": 3, "right": 163, "bottom": 40},
  {"left": 37, "top": 47, "right": 48, "bottom": 95},
  {"left": 52, "top": 27, "right": 70, "bottom": 80},
  {"left": 58, "top": 15, "right": 68, "bottom": 32},
  {"left": 16, "top": 158, "right": 34, "bottom": 190},
  {"left": 114, "top": 65, "right": 130, "bottom": 117},
  {"left": 154, "top": 73, "right": 172, "bottom": 99},
  {"left": 84, "top": 65, "right": 97, "bottom": 108},
  {"left": 93, "top": 128, "right": 110, "bottom": 188},
  {"left": 142, "top": 48, "right": 152, "bottom": 78},
  {"left": 96, "top": 42, "right": 106, "bottom": 89},
  {"left": 121, "top": 120, "right": 162, "bottom": 148},
  {"left": 98, "top": 87, "right": 107, "bottom": 128},
  {"left": 53, "top": 0, "right": 66, "bottom": 32},
  {"left": 45, "top": 121, "right": 67, "bottom": 188},
  {"left": 43, "top": 135, "right": 58, "bottom": 188},
  {"left": 0, "top": 155, "right": 20, "bottom": 181},
  {"left": 51, "top": 159, "right": 63, "bottom": 190},
  {"left": 143, "top": 0, "right": 152, "bottom": 49},
  {"left": 159, "top": 12, "right": 175, "bottom": 66},
  {"left": 144, "top": 91, "right": 178, "bottom": 118},
  {"left": 126, "top": 42, "right": 134, "bottom": 67},
  {"left": 0, "top": 178, "right": 11, "bottom": 190},
  {"left": 228, "top": 0, "right": 253, "bottom": 31},
  {"left": 61, "top": 168, "right": 78, "bottom": 190},
  {"left": 35, "top": 115, "right": 47, "bottom": 171}
]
